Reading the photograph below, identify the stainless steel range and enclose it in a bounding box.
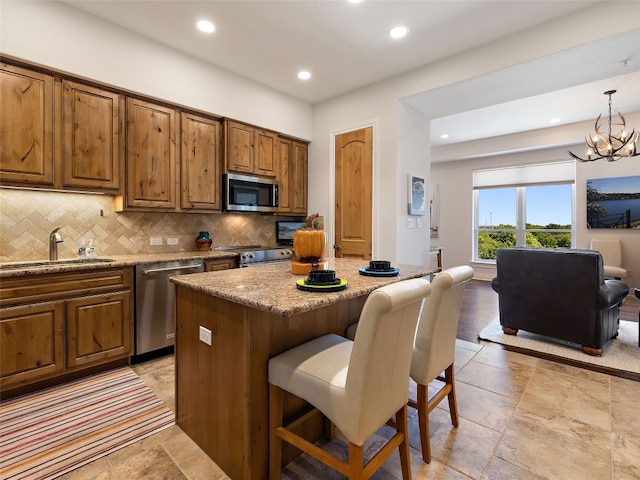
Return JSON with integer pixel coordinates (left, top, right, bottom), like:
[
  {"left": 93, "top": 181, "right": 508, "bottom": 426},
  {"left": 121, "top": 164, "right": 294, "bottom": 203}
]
[{"left": 214, "top": 245, "right": 294, "bottom": 267}]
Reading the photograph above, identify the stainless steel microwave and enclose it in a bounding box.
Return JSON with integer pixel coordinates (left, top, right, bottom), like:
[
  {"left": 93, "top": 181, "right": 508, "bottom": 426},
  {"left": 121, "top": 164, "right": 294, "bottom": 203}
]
[{"left": 224, "top": 173, "right": 279, "bottom": 212}]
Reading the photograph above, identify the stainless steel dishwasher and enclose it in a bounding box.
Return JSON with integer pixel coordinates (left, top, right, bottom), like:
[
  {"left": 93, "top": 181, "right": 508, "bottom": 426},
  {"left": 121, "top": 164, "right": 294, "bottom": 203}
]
[{"left": 135, "top": 259, "right": 204, "bottom": 355}]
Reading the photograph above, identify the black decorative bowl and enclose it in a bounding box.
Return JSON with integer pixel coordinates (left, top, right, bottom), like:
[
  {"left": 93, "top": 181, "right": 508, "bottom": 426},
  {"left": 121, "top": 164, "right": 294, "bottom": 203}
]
[
  {"left": 367, "top": 260, "right": 392, "bottom": 271},
  {"left": 306, "top": 269, "right": 337, "bottom": 285}
]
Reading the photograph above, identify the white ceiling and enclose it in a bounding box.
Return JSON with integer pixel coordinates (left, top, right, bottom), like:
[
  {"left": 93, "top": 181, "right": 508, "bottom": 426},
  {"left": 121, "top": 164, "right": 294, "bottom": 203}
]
[{"left": 61, "top": 0, "right": 640, "bottom": 146}]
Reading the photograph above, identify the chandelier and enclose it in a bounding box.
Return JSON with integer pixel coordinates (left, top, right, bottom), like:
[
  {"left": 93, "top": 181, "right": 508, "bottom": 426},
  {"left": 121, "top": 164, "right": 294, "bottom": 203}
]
[{"left": 568, "top": 89, "right": 639, "bottom": 162}]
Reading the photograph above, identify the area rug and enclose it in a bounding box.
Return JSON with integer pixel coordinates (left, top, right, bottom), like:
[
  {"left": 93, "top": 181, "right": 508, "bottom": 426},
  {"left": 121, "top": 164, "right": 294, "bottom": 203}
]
[
  {"left": 479, "top": 319, "right": 640, "bottom": 381},
  {"left": 0, "top": 367, "right": 175, "bottom": 480}
]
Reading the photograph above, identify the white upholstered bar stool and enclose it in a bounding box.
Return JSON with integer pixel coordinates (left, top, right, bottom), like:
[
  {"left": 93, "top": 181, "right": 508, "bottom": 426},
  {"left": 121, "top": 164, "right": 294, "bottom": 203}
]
[
  {"left": 409, "top": 265, "right": 474, "bottom": 463},
  {"left": 590, "top": 239, "right": 627, "bottom": 283},
  {"left": 268, "top": 278, "right": 431, "bottom": 480}
]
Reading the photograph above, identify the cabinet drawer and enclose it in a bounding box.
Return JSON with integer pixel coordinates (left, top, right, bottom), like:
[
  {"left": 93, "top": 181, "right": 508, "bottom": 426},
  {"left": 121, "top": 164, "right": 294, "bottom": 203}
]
[{"left": 0, "top": 267, "right": 133, "bottom": 306}]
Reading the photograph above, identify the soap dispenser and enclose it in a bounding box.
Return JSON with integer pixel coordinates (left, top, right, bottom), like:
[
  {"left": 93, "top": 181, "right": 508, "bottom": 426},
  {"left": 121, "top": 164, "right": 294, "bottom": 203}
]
[{"left": 87, "top": 239, "right": 96, "bottom": 257}]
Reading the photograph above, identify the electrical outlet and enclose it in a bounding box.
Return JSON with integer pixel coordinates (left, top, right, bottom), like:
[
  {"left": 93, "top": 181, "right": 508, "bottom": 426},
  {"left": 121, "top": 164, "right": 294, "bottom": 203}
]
[
  {"left": 407, "top": 218, "right": 415, "bottom": 228},
  {"left": 627, "top": 269, "right": 633, "bottom": 278},
  {"left": 150, "top": 237, "right": 163, "bottom": 246},
  {"left": 199, "top": 326, "right": 212, "bottom": 346},
  {"left": 167, "top": 237, "right": 179, "bottom": 245}
]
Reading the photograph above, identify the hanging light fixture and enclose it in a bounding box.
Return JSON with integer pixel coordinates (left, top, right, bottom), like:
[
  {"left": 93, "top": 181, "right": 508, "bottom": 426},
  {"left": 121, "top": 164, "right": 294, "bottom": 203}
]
[{"left": 568, "top": 89, "right": 639, "bottom": 162}]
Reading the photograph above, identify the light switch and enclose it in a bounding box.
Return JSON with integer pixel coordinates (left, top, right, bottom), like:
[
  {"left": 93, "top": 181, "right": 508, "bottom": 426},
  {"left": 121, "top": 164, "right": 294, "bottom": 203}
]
[{"left": 407, "top": 218, "right": 415, "bottom": 228}]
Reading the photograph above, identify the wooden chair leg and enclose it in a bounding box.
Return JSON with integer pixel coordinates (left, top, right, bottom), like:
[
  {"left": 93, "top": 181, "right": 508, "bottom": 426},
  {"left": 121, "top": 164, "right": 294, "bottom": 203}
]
[
  {"left": 444, "top": 365, "right": 459, "bottom": 427},
  {"left": 347, "top": 442, "right": 365, "bottom": 480},
  {"left": 269, "top": 384, "right": 284, "bottom": 480},
  {"left": 416, "top": 383, "right": 431, "bottom": 463},
  {"left": 396, "top": 405, "right": 412, "bottom": 480},
  {"left": 326, "top": 418, "right": 336, "bottom": 440}
]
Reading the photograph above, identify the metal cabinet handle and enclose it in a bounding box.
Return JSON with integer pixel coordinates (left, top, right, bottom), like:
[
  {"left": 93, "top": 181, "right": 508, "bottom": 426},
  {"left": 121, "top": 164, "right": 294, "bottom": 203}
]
[
  {"left": 141, "top": 264, "right": 202, "bottom": 275},
  {"left": 334, "top": 244, "right": 342, "bottom": 250}
]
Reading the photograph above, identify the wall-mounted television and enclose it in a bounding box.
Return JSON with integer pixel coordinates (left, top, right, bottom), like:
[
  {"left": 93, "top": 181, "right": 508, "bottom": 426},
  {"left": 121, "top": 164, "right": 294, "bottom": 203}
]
[
  {"left": 587, "top": 175, "right": 640, "bottom": 229},
  {"left": 276, "top": 221, "right": 303, "bottom": 245}
]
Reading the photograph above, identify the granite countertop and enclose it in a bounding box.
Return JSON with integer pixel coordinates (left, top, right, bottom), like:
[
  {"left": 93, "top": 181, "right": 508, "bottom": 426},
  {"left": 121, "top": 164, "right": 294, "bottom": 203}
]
[
  {"left": 170, "top": 258, "right": 436, "bottom": 317},
  {"left": 0, "top": 250, "right": 238, "bottom": 277}
]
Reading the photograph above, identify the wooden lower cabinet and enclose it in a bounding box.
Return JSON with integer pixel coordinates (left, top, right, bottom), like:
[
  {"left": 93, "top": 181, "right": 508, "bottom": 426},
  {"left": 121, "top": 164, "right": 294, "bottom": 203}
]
[
  {"left": 66, "top": 291, "right": 132, "bottom": 368},
  {"left": 204, "top": 257, "right": 237, "bottom": 271},
  {"left": 0, "top": 267, "right": 134, "bottom": 393},
  {"left": 0, "top": 302, "right": 65, "bottom": 386}
]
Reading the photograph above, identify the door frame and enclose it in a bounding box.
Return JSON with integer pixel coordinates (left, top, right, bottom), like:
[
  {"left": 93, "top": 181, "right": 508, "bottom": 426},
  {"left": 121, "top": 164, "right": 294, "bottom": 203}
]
[{"left": 329, "top": 118, "right": 379, "bottom": 259}]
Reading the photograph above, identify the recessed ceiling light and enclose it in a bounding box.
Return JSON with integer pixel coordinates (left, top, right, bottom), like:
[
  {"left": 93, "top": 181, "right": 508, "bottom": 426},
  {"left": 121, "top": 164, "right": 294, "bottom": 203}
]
[
  {"left": 440, "top": 134, "right": 449, "bottom": 139},
  {"left": 197, "top": 20, "right": 215, "bottom": 33},
  {"left": 549, "top": 118, "right": 561, "bottom": 124},
  {"left": 348, "top": 0, "right": 364, "bottom": 3},
  {"left": 297, "top": 71, "right": 311, "bottom": 80},
  {"left": 389, "top": 26, "right": 408, "bottom": 39}
]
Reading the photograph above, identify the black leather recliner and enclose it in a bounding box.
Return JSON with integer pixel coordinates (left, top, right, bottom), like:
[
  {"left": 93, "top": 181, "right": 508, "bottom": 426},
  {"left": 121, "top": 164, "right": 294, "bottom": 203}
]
[{"left": 491, "top": 247, "right": 629, "bottom": 356}]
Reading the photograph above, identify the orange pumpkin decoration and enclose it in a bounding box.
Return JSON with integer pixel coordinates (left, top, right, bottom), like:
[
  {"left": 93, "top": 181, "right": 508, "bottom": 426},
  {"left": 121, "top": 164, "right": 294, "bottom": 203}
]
[{"left": 293, "top": 228, "right": 326, "bottom": 262}]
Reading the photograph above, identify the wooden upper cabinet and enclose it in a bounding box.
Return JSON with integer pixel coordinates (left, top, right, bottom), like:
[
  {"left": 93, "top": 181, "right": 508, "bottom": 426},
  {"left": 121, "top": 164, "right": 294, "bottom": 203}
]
[
  {"left": 276, "top": 137, "right": 292, "bottom": 212},
  {"left": 290, "top": 140, "right": 308, "bottom": 214},
  {"left": 62, "top": 80, "right": 124, "bottom": 192},
  {"left": 125, "top": 97, "right": 177, "bottom": 209},
  {"left": 225, "top": 120, "right": 277, "bottom": 177},
  {"left": 277, "top": 136, "right": 308, "bottom": 214},
  {"left": 226, "top": 120, "right": 254, "bottom": 174},
  {"left": 181, "top": 112, "right": 222, "bottom": 211},
  {"left": 0, "top": 63, "right": 54, "bottom": 185},
  {"left": 254, "top": 128, "right": 277, "bottom": 177}
]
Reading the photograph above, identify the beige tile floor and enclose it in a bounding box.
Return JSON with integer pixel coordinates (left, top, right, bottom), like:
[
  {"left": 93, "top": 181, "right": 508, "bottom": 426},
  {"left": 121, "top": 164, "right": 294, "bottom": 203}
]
[{"left": 57, "top": 340, "right": 640, "bottom": 480}]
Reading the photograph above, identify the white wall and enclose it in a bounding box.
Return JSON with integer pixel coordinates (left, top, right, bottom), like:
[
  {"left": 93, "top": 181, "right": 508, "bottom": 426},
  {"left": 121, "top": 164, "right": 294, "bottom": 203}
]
[
  {"left": 0, "top": 0, "right": 312, "bottom": 140},
  {"left": 310, "top": 2, "right": 640, "bottom": 267}
]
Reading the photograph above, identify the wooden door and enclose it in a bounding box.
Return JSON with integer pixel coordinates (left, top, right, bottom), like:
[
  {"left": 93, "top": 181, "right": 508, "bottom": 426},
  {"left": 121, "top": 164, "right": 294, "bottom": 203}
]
[
  {"left": 254, "top": 128, "right": 277, "bottom": 177},
  {"left": 126, "top": 98, "right": 177, "bottom": 209},
  {"left": 291, "top": 141, "right": 308, "bottom": 214},
  {"left": 277, "top": 137, "right": 292, "bottom": 212},
  {"left": 0, "top": 63, "right": 54, "bottom": 185},
  {"left": 226, "top": 120, "right": 254, "bottom": 173},
  {"left": 334, "top": 127, "right": 372, "bottom": 259},
  {"left": 62, "top": 80, "right": 124, "bottom": 191},
  {"left": 181, "top": 112, "right": 222, "bottom": 211}
]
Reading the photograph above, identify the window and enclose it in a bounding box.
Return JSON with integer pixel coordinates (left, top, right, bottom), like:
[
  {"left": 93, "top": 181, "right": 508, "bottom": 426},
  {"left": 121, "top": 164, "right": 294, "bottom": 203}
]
[{"left": 473, "top": 162, "right": 575, "bottom": 261}]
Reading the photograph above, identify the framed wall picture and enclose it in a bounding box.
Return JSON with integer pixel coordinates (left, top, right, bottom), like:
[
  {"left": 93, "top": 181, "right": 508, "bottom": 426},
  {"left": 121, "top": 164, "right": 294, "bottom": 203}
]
[
  {"left": 408, "top": 174, "right": 426, "bottom": 216},
  {"left": 586, "top": 175, "right": 640, "bottom": 229}
]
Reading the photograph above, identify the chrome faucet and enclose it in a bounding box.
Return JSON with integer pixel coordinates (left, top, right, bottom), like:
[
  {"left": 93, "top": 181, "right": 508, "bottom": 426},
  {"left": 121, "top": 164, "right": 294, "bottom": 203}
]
[{"left": 49, "top": 227, "right": 63, "bottom": 261}]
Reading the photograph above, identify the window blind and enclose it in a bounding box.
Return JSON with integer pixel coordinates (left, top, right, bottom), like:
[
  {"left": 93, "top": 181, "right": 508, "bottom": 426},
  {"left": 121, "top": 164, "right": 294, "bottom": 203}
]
[{"left": 473, "top": 161, "right": 574, "bottom": 189}]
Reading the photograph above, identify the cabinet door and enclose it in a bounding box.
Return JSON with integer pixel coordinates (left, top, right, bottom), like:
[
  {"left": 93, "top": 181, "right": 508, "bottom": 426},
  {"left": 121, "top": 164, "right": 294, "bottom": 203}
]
[
  {"left": 291, "top": 141, "right": 308, "bottom": 214},
  {"left": 204, "top": 257, "right": 237, "bottom": 271},
  {"left": 0, "top": 63, "right": 54, "bottom": 185},
  {"left": 254, "top": 128, "right": 277, "bottom": 177},
  {"left": 126, "top": 98, "right": 177, "bottom": 209},
  {"left": 226, "top": 121, "right": 254, "bottom": 173},
  {"left": 66, "top": 290, "right": 132, "bottom": 368},
  {"left": 62, "top": 80, "right": 124, "bottom": 191},
  {"left": 0, "top": 302, "right": 64, "bottom": 388},
  {"left": 181, "top": 112, "right": 222, "bottom": 211},
  {"left": 276, "top": 137, "right": 292, "bottom": 213}
]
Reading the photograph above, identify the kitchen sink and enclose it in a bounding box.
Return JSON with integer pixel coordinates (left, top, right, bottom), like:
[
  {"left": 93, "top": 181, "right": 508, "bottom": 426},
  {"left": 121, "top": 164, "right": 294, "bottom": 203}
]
[{"left": 0, "top": 258, "right": 115, "bottom": 271}]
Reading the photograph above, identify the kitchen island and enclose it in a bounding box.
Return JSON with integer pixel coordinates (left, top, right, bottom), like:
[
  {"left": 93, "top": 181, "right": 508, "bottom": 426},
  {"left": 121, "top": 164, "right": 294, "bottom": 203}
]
[{"left": 170, "top": 258, "right": 437, "bottom": 480}]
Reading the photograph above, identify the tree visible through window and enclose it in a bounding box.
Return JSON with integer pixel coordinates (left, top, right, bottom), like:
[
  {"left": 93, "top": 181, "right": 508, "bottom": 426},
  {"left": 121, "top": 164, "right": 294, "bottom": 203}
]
[{"left": 474, "top": 183, "right": 573, "bottom": 261}]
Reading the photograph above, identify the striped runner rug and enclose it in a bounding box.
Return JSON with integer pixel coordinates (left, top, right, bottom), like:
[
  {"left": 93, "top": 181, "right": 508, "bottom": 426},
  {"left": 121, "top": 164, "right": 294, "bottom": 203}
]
[{"left": 0, "top": 366, "right": 175, "bottom": 480}]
